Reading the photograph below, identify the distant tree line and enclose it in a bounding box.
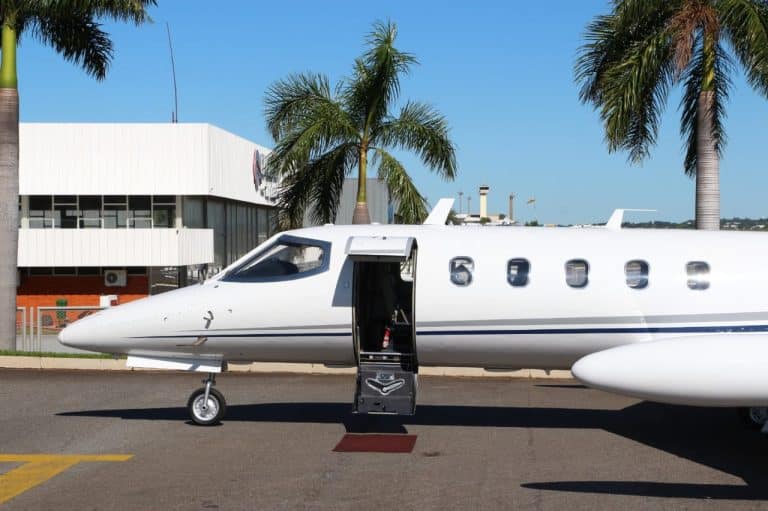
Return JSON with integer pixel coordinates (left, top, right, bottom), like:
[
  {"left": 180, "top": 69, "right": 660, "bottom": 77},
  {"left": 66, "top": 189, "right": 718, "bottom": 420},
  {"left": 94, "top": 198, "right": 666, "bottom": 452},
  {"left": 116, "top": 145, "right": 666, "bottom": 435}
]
[{"left": 621, "top": 218, "right": 768, "bottom": 231}]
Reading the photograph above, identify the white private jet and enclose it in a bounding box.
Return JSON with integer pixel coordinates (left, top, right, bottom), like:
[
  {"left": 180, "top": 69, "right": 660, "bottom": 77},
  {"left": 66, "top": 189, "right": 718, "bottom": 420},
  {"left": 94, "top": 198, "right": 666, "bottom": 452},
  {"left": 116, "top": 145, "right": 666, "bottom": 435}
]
[{"left": 59, "top": 200, "right": 768, "bottom": 430}]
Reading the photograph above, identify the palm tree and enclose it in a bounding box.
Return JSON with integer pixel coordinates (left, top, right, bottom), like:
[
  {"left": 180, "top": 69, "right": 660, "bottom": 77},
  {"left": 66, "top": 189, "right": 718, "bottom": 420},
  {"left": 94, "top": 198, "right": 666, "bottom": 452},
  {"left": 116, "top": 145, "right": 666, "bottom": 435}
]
[
  {"left": 576, "top": 0, "right": 768, "bottom": 230},
  {"left": 265, "top": 21, "right": 457, "bottom": 227},
  {"left": 0, "top": 1, "right": 155, "bottom": 350}
]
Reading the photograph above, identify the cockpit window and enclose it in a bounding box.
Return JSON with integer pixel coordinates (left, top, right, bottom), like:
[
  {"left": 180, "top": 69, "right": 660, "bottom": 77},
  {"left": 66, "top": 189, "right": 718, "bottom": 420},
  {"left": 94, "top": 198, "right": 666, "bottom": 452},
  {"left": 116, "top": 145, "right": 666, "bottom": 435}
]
[{"left": 223, "top": 236, "right": 330, "bottom": 282}]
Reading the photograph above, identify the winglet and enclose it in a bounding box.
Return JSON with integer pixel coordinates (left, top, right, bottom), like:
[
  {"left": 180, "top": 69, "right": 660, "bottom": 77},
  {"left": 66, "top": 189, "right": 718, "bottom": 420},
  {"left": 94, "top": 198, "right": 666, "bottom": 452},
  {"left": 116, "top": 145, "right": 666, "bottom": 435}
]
[
  {"left": 606, "top": 209, "right": 657, "bottom": 230},
  {"left": 424, "top": 198, "right": 455, "bottom": 225}
]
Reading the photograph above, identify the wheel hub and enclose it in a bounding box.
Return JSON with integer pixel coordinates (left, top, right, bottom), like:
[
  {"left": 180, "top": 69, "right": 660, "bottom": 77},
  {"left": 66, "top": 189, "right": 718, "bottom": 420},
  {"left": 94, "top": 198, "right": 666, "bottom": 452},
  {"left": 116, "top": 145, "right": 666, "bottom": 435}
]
[{"left": 193, "top": 395, "right": 219, "bottom": 421}]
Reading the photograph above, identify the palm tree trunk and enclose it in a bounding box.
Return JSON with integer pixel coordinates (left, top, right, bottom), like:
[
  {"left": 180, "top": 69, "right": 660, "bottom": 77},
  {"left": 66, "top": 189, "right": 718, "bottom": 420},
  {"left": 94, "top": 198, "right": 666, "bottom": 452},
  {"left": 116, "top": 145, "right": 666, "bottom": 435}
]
[
  {"left": 0, "top": 22, "right": 18, "bottom": 350},
  {"left": 352, "top": 145, "right": 371, "bottom": 224},
  {"left": 695, "top": 91, "right": 720, "bottom": 230}
]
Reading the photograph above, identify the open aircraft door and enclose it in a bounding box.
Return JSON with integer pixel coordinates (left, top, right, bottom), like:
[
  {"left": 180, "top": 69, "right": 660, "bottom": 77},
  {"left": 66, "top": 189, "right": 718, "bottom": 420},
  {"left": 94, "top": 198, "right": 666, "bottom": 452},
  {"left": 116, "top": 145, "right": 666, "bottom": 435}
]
[{"left": 346, "top": 236, "right": 418, "bottom": 415}]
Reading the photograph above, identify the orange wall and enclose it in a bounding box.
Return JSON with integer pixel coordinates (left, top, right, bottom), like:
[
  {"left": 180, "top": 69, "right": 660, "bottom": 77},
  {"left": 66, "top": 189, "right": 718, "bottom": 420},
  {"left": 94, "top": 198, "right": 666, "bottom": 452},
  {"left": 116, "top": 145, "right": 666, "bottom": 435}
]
[{"left": 17, "top": 275, "right": 149, "bottom": 309}]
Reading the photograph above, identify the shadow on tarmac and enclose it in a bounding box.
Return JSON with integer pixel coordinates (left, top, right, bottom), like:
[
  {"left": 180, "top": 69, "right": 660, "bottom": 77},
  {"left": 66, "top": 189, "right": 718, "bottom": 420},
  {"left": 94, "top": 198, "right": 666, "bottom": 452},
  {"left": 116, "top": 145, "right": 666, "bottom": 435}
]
[{"left": 60, "top": 401, "right": 768, "bottom": 500}]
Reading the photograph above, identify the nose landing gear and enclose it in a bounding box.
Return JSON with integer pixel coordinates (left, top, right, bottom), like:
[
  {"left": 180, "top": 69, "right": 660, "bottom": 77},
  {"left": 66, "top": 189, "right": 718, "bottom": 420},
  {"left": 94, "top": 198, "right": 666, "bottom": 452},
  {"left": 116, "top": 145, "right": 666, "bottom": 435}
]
[{"left": 187, "top": 373, "right": 227, "bottom": 426}]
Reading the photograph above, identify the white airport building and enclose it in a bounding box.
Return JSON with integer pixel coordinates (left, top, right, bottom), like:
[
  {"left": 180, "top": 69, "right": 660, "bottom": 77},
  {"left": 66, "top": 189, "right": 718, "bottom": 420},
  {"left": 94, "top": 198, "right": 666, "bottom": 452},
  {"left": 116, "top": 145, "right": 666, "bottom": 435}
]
[{"left": 17, "top": 123, "right": 278, "bottom": 311}]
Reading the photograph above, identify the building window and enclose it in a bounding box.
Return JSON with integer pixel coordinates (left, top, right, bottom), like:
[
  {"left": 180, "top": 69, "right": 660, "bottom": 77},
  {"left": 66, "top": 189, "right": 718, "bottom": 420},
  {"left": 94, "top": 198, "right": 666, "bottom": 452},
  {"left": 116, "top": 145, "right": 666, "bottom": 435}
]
[
  {"left": 29, "top": 196, "right": 53, "bottom": 228},
  {"left": 77, "top": 267, "right": 101, "bottom": 275},
  {"left": 207, "top": 199, "right": 226, "bottom": 267},
  {"left": 53, "top": 195, "right": 77, "bottom": 229},
  {"left": 686, "top": 261, "right": 710, "bottom": 290},
  {"left": 625, "top": 260, "right": 649, "bottom": 289},
  {"left": 267, "top": 208, "right": 278, "bottom": 237},
  {"left": 128, "top": 196, "right": 152, "bottom": 228},
  {"left": 52, "top": 267, "right": 77, "bottom": 276},
  {"left": 507, "top": 258, "right": 530, "bottom": 287},
  {"left": 257, "top": 207, "right": 269, "bottom": 245},
  {"left": 127, "top": 266, "right": 147, "bottom": 275},
  {"left": 79, "top": 196, "right": 102, "bottom": 228},
  {"left": 152, "top": 195, "right": 176, "bottom": 228},
  {"left": 149, "top": 266, "right": 180, "bottom": 295},
  {"left": 449, "top": 257, "right": 474, "bottom": 286},
  {"left": 104, "top": 195, "right": 127, "bottom": 228},
  {"left": 565, "top": 259, "right": 589, "bottom": 288},
  {"left": 183, "top": 197, "right": 205, "bottom": 228}
]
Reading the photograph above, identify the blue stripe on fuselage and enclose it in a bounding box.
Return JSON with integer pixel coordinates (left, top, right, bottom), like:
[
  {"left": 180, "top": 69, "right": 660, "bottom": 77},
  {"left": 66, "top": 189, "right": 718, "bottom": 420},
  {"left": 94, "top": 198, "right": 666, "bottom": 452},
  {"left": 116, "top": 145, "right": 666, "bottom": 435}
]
[{"left": 132, "top": 323, "right": 768, "bottom": 339}]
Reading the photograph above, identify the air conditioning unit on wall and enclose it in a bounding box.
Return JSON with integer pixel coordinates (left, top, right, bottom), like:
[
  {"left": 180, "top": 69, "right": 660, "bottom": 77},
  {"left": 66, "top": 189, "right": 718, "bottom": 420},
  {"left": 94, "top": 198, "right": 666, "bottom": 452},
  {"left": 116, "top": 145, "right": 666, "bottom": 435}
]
[{"left": 104, "top": 269, "right": 127, "bottom": 287}]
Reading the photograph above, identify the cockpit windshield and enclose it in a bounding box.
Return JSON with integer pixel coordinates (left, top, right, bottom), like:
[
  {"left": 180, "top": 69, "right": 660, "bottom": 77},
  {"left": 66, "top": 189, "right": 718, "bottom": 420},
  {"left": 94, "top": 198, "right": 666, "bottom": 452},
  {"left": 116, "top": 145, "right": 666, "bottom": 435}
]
[{"left": 223, "top": 236, "right": 330, "bottom": 282}]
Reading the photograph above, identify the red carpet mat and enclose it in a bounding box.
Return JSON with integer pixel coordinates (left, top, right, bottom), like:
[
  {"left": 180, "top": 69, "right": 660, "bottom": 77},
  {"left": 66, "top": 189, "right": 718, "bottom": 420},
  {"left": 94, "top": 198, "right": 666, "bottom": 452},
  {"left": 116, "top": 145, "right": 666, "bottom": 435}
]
[{"left": 333, "top": 434, "right": 417, "bottom": 453}]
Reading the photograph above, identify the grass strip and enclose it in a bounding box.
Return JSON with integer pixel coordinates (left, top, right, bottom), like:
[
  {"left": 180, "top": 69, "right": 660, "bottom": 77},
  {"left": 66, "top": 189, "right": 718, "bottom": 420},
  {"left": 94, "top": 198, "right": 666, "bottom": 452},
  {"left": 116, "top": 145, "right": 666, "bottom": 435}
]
[{"left": 0, "top": 350, "right": 119, "bottom": 359}]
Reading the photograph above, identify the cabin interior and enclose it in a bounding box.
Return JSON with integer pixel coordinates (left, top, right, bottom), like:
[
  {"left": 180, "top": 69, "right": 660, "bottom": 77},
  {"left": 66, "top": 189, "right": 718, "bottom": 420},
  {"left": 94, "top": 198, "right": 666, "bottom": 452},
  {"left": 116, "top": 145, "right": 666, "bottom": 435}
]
[{"left": 354, "top": 259, "right": 415, "bottom": 356}]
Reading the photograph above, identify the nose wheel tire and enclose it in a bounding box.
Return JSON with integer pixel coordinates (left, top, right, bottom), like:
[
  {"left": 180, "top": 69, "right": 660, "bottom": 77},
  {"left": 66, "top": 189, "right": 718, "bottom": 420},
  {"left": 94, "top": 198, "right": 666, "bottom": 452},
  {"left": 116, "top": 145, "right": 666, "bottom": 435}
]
[
  {"left": 739, "top": 407, "right": 768, "bottom": 430},
  {"left": 188, "top": 387, "right": 227, "bottom": 426}
]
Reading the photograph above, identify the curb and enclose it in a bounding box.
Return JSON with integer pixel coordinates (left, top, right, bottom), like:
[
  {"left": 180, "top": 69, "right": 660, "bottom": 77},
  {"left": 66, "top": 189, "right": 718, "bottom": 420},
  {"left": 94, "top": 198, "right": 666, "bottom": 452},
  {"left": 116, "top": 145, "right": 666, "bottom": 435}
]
[{"left": 0, "top": 356, "right": 573, "bottom": 379}]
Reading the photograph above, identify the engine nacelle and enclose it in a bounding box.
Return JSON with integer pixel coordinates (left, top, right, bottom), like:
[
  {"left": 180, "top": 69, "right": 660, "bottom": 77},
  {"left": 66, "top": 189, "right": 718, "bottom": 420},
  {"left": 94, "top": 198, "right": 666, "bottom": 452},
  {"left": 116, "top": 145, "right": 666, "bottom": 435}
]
[{"left": 572, "top": 334, "right": 768, "bottom": 407}]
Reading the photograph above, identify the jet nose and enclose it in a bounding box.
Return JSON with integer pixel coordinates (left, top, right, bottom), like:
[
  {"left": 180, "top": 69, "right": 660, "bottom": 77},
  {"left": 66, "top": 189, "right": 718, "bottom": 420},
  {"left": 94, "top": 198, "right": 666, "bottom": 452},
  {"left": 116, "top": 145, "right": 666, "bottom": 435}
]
[
  {"left": 58, "top": 320, "right": 83, "bottom": 348},
  {"left": 58, "top": 314, "right": 103, "bottom": 352}
]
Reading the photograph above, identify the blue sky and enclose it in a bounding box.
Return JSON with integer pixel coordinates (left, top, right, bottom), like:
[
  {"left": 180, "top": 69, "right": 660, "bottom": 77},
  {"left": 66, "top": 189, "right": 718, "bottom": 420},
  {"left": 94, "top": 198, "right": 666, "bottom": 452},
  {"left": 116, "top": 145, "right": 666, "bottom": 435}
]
[{"left": 16, "top": 0, "right": 768, "bottom": 224}]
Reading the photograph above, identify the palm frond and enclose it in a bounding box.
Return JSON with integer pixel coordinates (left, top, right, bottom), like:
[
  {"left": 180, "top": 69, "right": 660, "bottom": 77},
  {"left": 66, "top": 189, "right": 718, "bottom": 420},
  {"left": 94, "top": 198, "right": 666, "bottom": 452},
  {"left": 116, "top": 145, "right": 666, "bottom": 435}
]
[
  {"left": 57, "top": 0, "right": 156, "bottom": 24},
  {"left": 265, "top": 73, "right": 339, "bottom": 140},
  {"left": 27, "top": 10, "right": 113, "bottom": 80},
  {"left": 275, "top": 165, "right": 316, "bottom": 230},
  {"left": 718, "top": 0, "right": 768, "bottom": 96},
  {"left": 265, "top": 89, "right": 358, "bottom": 178},
  {"left": 669, "top": 0, "right": 719, "bottom": 74},
  {"left": 575, "top": 1, "right": 676, "bottom": 103},
  {"left": 372, "top": 148, "right": 428, "bottom": 224},
  {"left": 680, "top": 39, "right": 732, "bottom": 176},
  {"left": 374, "top": 101, "right": 457, "bottom": 180},
  {"left": 593, "top": 25, "right": 675, "bottom": 163},
  {"left": 345, "top": 20, "right": 417, "bottom": 134},
  {"left": 307, "top": 143, "right": 358, "bottom": 224}
]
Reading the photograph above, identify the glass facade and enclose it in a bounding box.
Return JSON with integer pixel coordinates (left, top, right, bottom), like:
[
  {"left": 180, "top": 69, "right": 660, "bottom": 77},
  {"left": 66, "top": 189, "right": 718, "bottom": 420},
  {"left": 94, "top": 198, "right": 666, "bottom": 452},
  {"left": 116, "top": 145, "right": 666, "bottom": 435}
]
[
  {"left": 128, "top": 196, "right": 152, "bottom": 228},
  {"left": 183, "top": 196, "right": 277, "bottom": 271},
  {"left": 79, "top": 196, "right": 102, "bottom": 228},
  {"left": 104, "top": 195, "right": 128, "bottom": 228},
  {"left": 21, "top": 194, "right": 278, "bottom": 290},
  {"left": 26, "top": 195, "right": 176, "bottom": 229},
  {"left": 29, "top": 196, "right": 54, "bottom": 228},
  {"left": 53, "top": 195, "right": 77, "bottom": 229}
]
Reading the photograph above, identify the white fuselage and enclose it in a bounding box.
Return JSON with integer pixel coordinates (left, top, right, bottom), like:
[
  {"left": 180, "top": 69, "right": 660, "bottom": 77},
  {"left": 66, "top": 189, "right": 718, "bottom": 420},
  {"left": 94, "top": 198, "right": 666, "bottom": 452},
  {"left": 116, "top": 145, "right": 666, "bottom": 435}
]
[{"left": 59, "top": 224, "right": 768, "bottom": 372}]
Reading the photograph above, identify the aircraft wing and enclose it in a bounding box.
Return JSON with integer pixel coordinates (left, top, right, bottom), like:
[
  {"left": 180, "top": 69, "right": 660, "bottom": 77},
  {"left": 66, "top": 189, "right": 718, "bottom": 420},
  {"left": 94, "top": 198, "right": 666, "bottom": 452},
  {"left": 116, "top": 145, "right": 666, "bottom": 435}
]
[{"left": 572, "top": 334, "right": 768, "bottom": 407}]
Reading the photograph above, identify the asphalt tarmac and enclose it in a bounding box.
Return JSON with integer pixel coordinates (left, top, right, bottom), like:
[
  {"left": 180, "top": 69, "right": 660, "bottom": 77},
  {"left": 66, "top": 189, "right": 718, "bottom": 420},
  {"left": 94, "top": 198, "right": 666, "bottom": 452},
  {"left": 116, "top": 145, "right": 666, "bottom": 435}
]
[{"left": 1, "top": 370, "right": 767, "bottom": 510}]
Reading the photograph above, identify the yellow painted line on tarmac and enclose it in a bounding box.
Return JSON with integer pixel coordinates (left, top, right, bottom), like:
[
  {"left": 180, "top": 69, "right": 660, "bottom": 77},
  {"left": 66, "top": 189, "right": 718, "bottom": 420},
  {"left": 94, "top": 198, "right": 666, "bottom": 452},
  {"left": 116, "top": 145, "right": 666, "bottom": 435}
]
[{"left": 0, "top": 454, "right": 133, "bottom": 506}]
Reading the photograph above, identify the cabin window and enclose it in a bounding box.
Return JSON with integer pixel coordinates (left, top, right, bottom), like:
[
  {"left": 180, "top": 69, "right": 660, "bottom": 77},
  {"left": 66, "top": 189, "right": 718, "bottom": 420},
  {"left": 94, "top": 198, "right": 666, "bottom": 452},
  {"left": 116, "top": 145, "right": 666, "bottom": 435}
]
[
  {"left": 625, "top": 260, "right": 649, "bottom": 289},
  {"left": 686, "top": 261, "right": 710, "bottom": 290},
  {"left": 507, "top": 258, "right": 530, "bottom": 287},
  {"left": 565, "top": 259, "right": 589, "bottom": 288},
  {"left": 449, "top": 257, "right": 474, "bottom": 286},
  {"left": 223, "top": 236, "right": 330, "bottom": 282}
]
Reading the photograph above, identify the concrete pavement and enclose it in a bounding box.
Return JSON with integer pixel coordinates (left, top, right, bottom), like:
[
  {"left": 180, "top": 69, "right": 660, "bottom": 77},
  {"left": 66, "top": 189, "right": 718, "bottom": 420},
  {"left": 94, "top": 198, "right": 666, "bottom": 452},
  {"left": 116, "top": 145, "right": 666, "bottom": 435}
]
[{"left": 0, "top": 370, "right": 767, "bottom": 510}]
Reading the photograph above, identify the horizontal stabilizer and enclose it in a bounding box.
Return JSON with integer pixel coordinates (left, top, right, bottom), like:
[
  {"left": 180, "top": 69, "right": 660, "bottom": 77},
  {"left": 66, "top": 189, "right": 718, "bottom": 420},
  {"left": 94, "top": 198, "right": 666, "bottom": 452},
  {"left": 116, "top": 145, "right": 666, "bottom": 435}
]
[
  {"left": 424, "top": 198, "right": 455, "bottom": 225},
  {"left": 126, "top": 355, "right": 222, "bottom": 373},
  {"left": 573, "top": 334, "right": 768, "bottom": 406}
]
